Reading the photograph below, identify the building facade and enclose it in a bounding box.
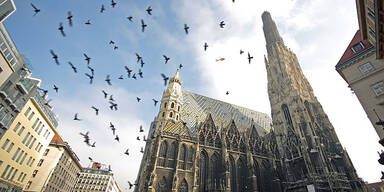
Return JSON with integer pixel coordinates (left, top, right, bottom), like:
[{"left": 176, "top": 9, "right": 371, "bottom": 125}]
[
  {"left": 0, "top": 0, "right": 16, "bottom": 23},
  {"left": 0, "top": 91, "right": 58, "bottom": 191},
  {"left": 134, "top": 12, "right": 364, "bottom": 192},
  {"left": 335, "top": 0, "right": 384, "bottom": 140},
  {"left": 24, "top": 134, "right": 82, "bottom": 192},
  {"left": 73, "top": 164, "right": 121, "bottom": 192}
]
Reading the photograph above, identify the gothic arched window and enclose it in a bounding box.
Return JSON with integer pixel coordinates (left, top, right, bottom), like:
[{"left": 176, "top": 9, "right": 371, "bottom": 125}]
[
  {"left": 164, "top": 102, "right": 167, "bottom": 108},
  {"left": 171, "top": 102, "right": 175, "bottom": 108},
  {"left": 168, "top": 142, "right": 177, "bottom": 167},
  {"left": 282, "top": 104, "right": 293, "bottom": 126},
  {"left": 179, "top": 144, "right": 187, "bottom": 169},
  {"left": 178, "top": 179, "right": 188, "bottom": 192},
  {"left": 159, "top": 141, "right": 168, "bottom": 167},
  {"left": 170, "top": 112, "right": 173, "bottom": 118},
  {"left": 176, "top": 115, "right": 179, "bottom": 120},
  {"left": 178, "top": 106, "right": 180, "bottom": 112},
  {"left": 237, "top": 158, "right": 248, "bottom": 192},
  {"left": 210, "top": 153, "right": 221, "bottom": 189},
  {"left": 229, "top": 156, "right": 236, "bottom": 192},
  {"left": 187, "top": 147, "right": 194, "bottom": 162},
  {"left": 198, "top": 151, "right": 209, "bottom": 192}
]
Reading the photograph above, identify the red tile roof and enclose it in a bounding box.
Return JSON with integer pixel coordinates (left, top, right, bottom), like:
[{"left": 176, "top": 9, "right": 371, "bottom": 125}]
[
  {"left": 50, "top": 133, "right": 64, "bottom": 144},
  {"left": 336, "top": 30, "right": 373, "bottom": 68}
]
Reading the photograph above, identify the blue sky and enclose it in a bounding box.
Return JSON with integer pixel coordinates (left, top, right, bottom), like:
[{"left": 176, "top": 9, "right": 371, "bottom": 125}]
[{"left": 4, "top": 0, "right": 382, "bottom": 190}]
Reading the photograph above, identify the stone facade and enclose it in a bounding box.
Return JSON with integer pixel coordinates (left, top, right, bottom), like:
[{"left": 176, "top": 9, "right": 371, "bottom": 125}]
[
  {"left": 25, "top": 134, "right": 82, "bottom": 192},
  {"left": 134, "top": 12, "right": 365, "bottom": 192},
  {"left": 73, "top": 165, "right": 121, "bottom": 192}
]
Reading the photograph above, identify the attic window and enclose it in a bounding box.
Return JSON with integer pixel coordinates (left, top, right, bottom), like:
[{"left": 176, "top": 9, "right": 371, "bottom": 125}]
[{"left": 351, "top": 42, "right": 364, "bottom": 53}]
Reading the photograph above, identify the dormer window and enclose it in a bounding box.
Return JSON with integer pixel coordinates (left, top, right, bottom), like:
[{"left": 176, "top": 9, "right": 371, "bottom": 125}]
[{"left": 351, "top": 42, "right": 364, "bottom": 53}]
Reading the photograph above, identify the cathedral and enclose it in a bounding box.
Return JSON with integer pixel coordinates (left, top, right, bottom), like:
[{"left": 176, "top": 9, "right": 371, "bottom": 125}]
[{"left": 134, "top": 12, "right": 364, "bottom": 192}]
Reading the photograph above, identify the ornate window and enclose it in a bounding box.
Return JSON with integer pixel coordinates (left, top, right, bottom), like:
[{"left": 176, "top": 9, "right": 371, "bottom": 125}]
[
  {"left": 229, "top": 156, "right": 236, "bottom": 192},
  {"left": 187, "top": 147, "right": 194, "bottom": 162},
  {"left": 170, "top": 112, "right": 173, "bottom": 118},
  {"left": 237, "top": 158, "right": 248, "bottom": 191},
  {"left": 168, "top": 142, "right": 177, "bottom": 167},
  {"left": 179, "top": 144, "right": 187, "bottom": 169},
  {"left": 282, "top": 104, "right": 293, "bottom": 126},
  {"left": 159, "top": 141, "right": 168, "bottom": 167},
  {"left": 198, "top": 151, "right": 208, "bottom": 192},
  {"left": 210, "top": 153, "right": 221, "bottom": 189},
  {"left": 171, "top": 102, "right": 175, "bottom": 108},
  {"left": 178, "top": 179, "right": 188, "bottom": 192}
]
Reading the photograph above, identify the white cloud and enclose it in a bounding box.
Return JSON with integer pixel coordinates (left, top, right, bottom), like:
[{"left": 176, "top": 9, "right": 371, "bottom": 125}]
[{"left": 52, "top": 84, "right": 151, "bottom": 190}]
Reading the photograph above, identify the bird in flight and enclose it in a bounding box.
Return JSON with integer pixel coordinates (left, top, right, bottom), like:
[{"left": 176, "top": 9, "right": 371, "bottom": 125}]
[
  {"left": 84, "top": 53, "right": 91, "bottom": 65},
  {"left": 152, "top": 99, "right": 158, "bottom": 106},
  {"left": 136, "top": 97, "right": 141, "bottom": 102},
  {"left": 109, "top": 101, "right": 118, "bottom": 111},
  {"left": 140, "top": 59, "right": 145, "bottom": 68},
  {"left": 67, "top": 11, "right": 73, "bottom": 27},
  {"left": 100, "top": 4, "right": 105, "bottom": 13},
  {"left": 87, "top": 66, "right": 94, "bottom": 75},
  {"left": 140, "top": 147, "right": 144, "bottom": 153},
  {"left": 132, "top": 74, "right": 137, "bottom": 80},
  {"left": 114, "top": 135, "right": 120, "bottom": 142},
  {"left": 163, "top": 55, "right": 170, "bottom": 64},
  {"left": 247, "top": 52, "right": 254, "bottom": 64},
  {"left": 143, "top": 135, "right": 147, "bottom": 141},
  {"left": 105, "top": 75, "right": 112, "bottom": 86},
  {"left": 85, "top": 73, "right": 94, "bottom": 84},
  {"left": 226, "top": 91, "right": 229, "bottom": 95},
  {"left": 141, "top": 19, "right": 147, "bottom": 32},
  {"left": 109, "top": 40, "right": 115, "bottom": 44},
  {"left": 124, "top": 149, "right": 129, "bottom": 156},
  {"left": 68, "top": 62, "right": 77, "bottom": 73},
  {"left": 124, "top": 66, "right": 132, "bottom": 78},
  {"left": 88, "top": 157, "right": 93, "bottom": 162},
  {"left": 135, "top": 53, "right": 142, "bottom": 63},
  {"left": 53, "top": 85, "right": 59, "bottom": 93},
  {"left": 161, "top": 73, "right": 169, "bottom": 86},
  {"left": 240, "top": 49, "right": 244, "bottom": 55},
  {"left": 37, "top": 88, "right": 48, "bottom": 98},
  {"left": 184, "top": 24, "right": 189, "bottom": 34},
  {"left": 91, "top": 106, "right": 99, "bottom": 115},
  {"left": 31, "top": 3, "right": 40, "bottom": 16},
  {"left": 136, "top": 136, "right": 140, "bottom": 141},
  {"left": 58, "top": 23, "right": 66, "bottom": 37},
  {"left": 220, "top": 21, "right": 226, "bottom": 28},
  {"left": 50, "top": 50, "right": 59, "bottom": 65},
  {"left": 128, "top": 181, "right": 136, "bottom": 189},
  {"left": 146, "top": 6, "right": 152, "bottom": 15},
  {"left": 85, "top": 20, "right": 91, "bottom": 25},
  {"left": 111, "top": 0, "right": 116, "bottom": 8},
  {"left": 216, "top": 58, "right": 225, "bottom": 62},
  {"left": 138, "top": 69, "right": 143, "bottom": 78},
  {"left": 140, "top": 125, "right": 144, "bottom": 132},
  {"left": 113, "top": 46, "right": 118, "bottom": 50},
  {"left": 127, "top": 16, "right": 133, "bottom": 22},
  {"left": 204, "top": 42, "right": 208, "bottom": 51},
  {"left": 102, "top": 90, "right": 108, "bottom": 98},
  {"left": 110, "top": 122, "right": 116, "bottom": 135},
  {"left": 109, "top": 95, "right": 115, "bottom": 102},
  {"left": 118, "top": 75, "right": 124, "bottom": 80},
  {"left": 90, "top": 142, "right": 96, "bottom": 147},
  {"left": 74, "top": 113, "right": 81, "bottom": 121}
]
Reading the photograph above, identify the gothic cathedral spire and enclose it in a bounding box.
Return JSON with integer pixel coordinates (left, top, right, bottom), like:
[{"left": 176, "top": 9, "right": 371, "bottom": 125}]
[{"left": 262, "top": 11, "right": 363, "bottom": 191}]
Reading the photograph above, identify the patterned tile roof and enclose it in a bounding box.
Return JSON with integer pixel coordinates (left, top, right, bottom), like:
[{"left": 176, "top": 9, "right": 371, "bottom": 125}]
[{"left": 180, "top": 91, "right": 272, "bottom": 137}]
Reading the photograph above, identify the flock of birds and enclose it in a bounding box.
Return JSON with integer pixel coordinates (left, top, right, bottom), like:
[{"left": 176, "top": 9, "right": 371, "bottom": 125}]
[{"left": 28, "top": 0, "right": 253, "bottom": 190}]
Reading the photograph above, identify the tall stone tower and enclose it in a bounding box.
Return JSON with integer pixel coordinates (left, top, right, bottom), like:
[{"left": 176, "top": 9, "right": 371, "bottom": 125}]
[{"left": 262, "top": 11, "right": 364, "bottom": 191}]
